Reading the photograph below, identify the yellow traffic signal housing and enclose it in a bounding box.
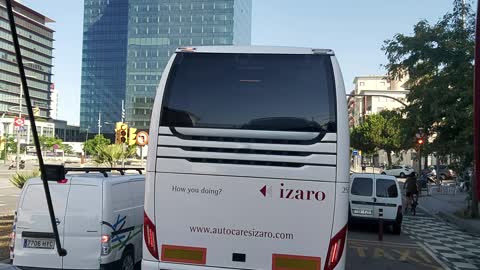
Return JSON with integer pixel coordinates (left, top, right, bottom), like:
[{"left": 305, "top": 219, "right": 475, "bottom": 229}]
[
  {"left": 119, "top": 123, "right": 128, "bottom": 144},
  {"left": 128, "top": 127, "right": 137, "bottom": 146},
  {"left": 114, "top": 122, "right": 124, "bottom": 144}
]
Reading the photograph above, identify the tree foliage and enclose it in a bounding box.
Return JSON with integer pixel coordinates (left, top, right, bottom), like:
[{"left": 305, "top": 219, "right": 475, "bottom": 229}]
[
  {"left": 61, "top": 143, "right": 74, "bottom": 155},
  {"left": 84, "top": 134, "right": 110, "bottom": 155},
  {"left": 93, "top": 144, "right": 136, "bottom": 167},
  {"left": 382, "top": 0, "right": 474, "bottom": 170},
  {"left": 9, "top": 170, "right": 41, "bottom": 189},
  {"left": 350, "top": 111, "right": 403, "bottom": 166},
  {"left": 38, "top": 136, "right": 63, "bottom": 152}
]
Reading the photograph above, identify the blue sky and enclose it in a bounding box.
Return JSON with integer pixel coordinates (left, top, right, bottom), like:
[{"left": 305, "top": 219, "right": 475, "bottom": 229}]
[{"left": 22, "top": 0, "right": 460, "bottom": 125}]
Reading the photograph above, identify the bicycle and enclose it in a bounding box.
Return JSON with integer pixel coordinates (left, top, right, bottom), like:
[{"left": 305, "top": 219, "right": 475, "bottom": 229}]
[
  {"left": 411, "top": 193, "right": 418, "bottom": 216},
  {"left": 404, "top": 191, "right": 419, "bottom": 215}
]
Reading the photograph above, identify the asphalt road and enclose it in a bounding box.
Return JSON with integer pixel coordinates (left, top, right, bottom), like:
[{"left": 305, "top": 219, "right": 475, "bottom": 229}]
[
  {"left": 346, "top": 217, "right": 447, "bottom": 270},
  {"left": 0, "top": 166, "right": 21, "bottom": 216}
]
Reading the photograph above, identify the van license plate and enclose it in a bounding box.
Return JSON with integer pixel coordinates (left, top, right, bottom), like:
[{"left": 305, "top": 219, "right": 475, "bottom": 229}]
[
  {"left": 23, "top": 238, "right": 55, "bottom": 249},
  {"left": 353, "top": 209, "right": 373, "bottom": 216}
]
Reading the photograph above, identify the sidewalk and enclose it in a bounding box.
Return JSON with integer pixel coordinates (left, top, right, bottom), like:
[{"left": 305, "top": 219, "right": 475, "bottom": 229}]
[{"left": 418, "top": 189, "right": 480, "bottom": 236}]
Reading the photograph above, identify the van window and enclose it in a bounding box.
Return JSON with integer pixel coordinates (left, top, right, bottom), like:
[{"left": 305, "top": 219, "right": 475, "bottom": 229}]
[
  {"left": 376, "top": 179, "right": 398, "bottom": 198},
  {"left": 351, "top": 178, "right": 373, "bottom": 196},
  {"left": 161, "top": 53, "right": 336, "bottom": 132}
]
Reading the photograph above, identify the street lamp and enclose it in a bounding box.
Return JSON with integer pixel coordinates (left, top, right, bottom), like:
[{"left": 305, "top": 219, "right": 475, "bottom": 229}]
[{"left": 16, "top": 73, "right": 37, "bottom": 172}]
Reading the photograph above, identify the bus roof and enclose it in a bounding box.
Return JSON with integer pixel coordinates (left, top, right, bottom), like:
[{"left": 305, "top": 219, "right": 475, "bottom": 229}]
[{"left": 175, "top": 46, "right": 335, "bottom": 55}]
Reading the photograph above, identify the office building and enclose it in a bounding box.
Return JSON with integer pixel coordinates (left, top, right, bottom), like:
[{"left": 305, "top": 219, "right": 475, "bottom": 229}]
[
  {"left": 348, "top": 75, "right": 413, "bottom": 168},
  {"left": 80, "top": 0, "right": 252, "bottom": 132},
  {"left": 348, "top": 75, "right": 409, "bottom": 128},
  {"left": 0, "top": 1, "right": 54, "bottom": 119}
]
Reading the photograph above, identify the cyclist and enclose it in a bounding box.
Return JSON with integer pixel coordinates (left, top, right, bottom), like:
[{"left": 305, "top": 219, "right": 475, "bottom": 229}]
[{"left": 403, "top": 172, "right": 419, "bottom": 213}]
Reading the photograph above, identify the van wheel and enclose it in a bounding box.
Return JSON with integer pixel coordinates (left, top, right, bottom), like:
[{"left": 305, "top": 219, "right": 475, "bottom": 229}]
[
  {"left": 120, "top": 250, "right": 135, "bottom": 270},
  {"left": 392, "top": 223, "right": 402, "bottom": 235}
]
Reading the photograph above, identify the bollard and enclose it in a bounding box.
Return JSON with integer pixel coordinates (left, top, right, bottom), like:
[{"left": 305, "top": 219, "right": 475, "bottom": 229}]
[{"left": 378, "top": 208, "right": 384, "bottom": 241}]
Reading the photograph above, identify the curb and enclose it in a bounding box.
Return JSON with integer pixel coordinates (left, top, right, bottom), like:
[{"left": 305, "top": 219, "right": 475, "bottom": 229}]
[
  {"left": 417, "top": 242, "right": 452, "bottom": 270},
  {"left": 417, "top": 204, "right": 480, "bottom": 236},
  {"left": 437, "top": 211, "right": 480, "bottom": 236}
]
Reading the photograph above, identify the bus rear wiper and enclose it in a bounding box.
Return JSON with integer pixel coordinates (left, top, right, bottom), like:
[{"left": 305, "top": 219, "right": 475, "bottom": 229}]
[{"left": 6, "top": 0, "right": 67, "bottom": 256}]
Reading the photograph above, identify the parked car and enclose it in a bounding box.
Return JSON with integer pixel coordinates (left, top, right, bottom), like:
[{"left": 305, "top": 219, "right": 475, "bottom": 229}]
[
  {"left": 421, "top": 165, "right": 456, "bottom": 180},
  {"left": 349, "top": 174, "right": 403, "bottom": 234},
  {"left": 11, "top": 171, "right": 145, "bottom": 270},
  {"left": 381, "top": 165, "right": 414, "bottom": 178}
]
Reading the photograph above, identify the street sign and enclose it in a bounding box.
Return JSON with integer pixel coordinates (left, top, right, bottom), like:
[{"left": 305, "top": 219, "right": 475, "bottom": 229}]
[
  {"left": 352, "top": 150, "right": 359, "bottom": 156},
  {"left": 13, "top": 117, "right": 24, "bottom": 127},
  {"left": 136, "top": 131, "right": 149, "bottom": 146},
  {"left": 53, "top": 144, "right": 59, "bottom": 150}
]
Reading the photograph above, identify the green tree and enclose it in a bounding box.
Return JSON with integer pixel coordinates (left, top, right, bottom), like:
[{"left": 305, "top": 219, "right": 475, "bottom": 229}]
[
  {"left": 93, "top": 144, "right": 136, "bottom": 168},
  {"left": 350, "top": 122, "right": 376, "bottom": 157},
  {"left": 84, "top": 134, "right": 110, "bottom": 155},
  {"left": 38, "top": 136, "right": 63, "bottom": 153},
  {"left": 382, "top": 0, "right": 476, "bottom": 216},
  {"left": 61, "top": 144, "right": 74, "bottom": 155},
  {"left": 350, "top": 111, "right": 403, "bottom": 166},
  {"left": 9, "top": 170, "right": 41, "bottom": 189},
  {"left": 378, "top": 110, "right": 403, "bottom": 165}
]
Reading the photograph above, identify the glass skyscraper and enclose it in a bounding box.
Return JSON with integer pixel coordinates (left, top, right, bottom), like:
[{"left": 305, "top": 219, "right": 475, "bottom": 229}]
[
  {"left": 80, "top": 0, "right": 129, "bottom": 134},
  {"left": 81, "top": 0, "right": 252, "bottom": 133}
]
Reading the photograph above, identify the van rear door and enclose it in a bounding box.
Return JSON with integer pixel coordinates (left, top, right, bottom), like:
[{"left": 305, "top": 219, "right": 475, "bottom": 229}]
[
  {"left": 349, "top": 177, "right": 375, "bottom": 218},
  {"left": 374, "top": 178, "right": 401, "bottom": 219},
  {"left": 62, "top": 180, "right": 103, "bottom": 269},
  {"left": 13, "top": 180, "right": 69, "bottom": 269}
]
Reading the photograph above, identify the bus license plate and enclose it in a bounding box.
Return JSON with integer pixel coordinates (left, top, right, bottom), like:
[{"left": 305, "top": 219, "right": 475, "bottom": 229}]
[
  {"left": 352, "top": 209, "right": 373, "bottom": 216},
  {"left": 23, "top": 238, "right": 55, "bottom": 249}
]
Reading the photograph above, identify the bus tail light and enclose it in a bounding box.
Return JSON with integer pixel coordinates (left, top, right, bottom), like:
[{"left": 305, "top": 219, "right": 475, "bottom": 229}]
[
  {"left": 144, "top": 211, "right": 159, "bottom": 259},
  {"left": 324, "top": 225, "right": 347, "bottom": 270}
]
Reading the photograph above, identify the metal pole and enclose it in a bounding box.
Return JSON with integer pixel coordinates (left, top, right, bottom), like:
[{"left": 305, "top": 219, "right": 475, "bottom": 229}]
[
  {"left": 418, "top": 147, "right": 421, "bottom": 175},
  {"left": 121, "top": 99, "right": 125, "bottom": 123},
  {"left": 121, "top": 143, "right": 125, "bottom": 168},
  {"left": 97, "top": 112, "right": 101, "bottom": 135},
  {"left": 346, "top": 94, "right": 408, "bottom": 107},
  {"left": 472, "top": 0, "right": 480, "bottom": 217},
  {"left": 15, "top": 82, "right": 22, "bottom": 172},
  {"left": 140, "top": 146, "right": 144, "bottom": 168},
  {"left": 378, "top": 208, "right": 384, "bottom": 241},
  {"left": 5, "top": 0, "right": 66, "bottom": 256}
]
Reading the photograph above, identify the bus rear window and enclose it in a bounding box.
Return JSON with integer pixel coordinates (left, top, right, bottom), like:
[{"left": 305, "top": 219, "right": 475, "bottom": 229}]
[{"left": 160, "top": 52, "right": 336, "bottom": 132}]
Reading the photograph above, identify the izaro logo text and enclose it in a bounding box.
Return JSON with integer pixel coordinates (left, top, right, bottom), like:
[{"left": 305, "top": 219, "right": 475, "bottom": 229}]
[{"left": 260, "top": 183, "right": 326, "bottom": 201}]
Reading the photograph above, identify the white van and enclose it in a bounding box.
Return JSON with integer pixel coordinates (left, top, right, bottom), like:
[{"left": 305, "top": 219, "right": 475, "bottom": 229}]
[
  {"left": 349, "top": 174, "right": 403, "bottom": 234},
  {"left": 10, "top": 171, "right": 145, "bottom": 270},
  {"left": 143, "top": 46, "right": 349, "bottom": 270}
]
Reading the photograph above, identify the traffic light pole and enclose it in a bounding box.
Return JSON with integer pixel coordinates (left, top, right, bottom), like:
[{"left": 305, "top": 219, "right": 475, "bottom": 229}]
[{"left": 472, "top": 0, "right": 479, "bottom": 217}]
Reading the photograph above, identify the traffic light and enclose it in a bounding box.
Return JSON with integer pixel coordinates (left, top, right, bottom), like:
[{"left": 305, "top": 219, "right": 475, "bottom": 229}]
[
  {"left": 115, "top": 122, "right": 128, "bottom": 144},
  {"left": 417, "top": 138, "right": 424, "bottom": 145},
  {"left": 128, "top": 127, "right": 137, "bottom": 146},
  {"left": 114, "top": 122, "right": 122, "bottom": 144},
  {"left": 119, "top": 123, "right": 128, "bottom": 144}
]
